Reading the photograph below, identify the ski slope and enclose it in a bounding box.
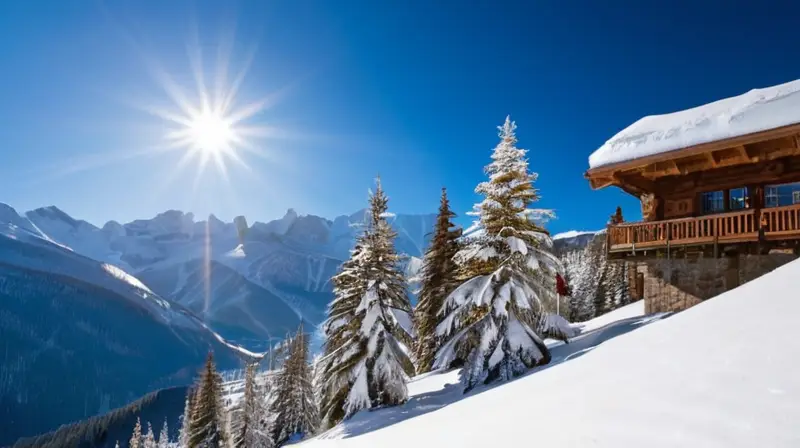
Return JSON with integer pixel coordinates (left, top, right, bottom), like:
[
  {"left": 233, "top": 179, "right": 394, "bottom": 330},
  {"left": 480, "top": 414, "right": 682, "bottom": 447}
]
[{"left": 301, "top": 259, "right": 800, "bottom": 447}]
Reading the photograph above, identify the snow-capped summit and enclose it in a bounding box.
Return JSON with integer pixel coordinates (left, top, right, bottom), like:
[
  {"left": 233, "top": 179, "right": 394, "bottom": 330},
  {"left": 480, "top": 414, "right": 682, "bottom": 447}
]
[
  {"left": 102, "top": 220, "right": 126, "bottom": 238},
  {"left": 552, "top": 229, "right": 603, "bottom": 254},
  {"left": 125, "top": 209, "right": 195, "bottom": 239},
  {"left": 0, "top": 203, "right": 46, "bottom": 241},
  {"left": 251, "top": 208, "right": 299, "bottom": 236}
]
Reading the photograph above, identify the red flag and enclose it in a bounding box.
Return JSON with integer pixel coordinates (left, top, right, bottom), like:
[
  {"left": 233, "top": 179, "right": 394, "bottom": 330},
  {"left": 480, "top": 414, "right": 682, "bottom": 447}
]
[{"left": 556, "top": 273, "right": 570, "bottom": 296}]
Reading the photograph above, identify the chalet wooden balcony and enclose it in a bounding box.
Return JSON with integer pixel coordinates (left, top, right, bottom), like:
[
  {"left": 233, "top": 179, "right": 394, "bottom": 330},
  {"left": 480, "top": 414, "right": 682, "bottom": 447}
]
[{"left": 607, "top": 204, "right": 800, "bottom": 254}]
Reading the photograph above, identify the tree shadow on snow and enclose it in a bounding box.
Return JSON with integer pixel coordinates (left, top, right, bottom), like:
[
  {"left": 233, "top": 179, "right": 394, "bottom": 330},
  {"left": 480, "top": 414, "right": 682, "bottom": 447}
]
[{"left": 322, "top": 310, "right": 672, "bottom": 441}]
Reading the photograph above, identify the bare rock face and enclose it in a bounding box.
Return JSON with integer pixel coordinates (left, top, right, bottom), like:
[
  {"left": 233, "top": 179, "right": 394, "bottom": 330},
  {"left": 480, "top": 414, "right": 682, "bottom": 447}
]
[{"left": 234, "top": 215, "right": 249, "bottom": 243}]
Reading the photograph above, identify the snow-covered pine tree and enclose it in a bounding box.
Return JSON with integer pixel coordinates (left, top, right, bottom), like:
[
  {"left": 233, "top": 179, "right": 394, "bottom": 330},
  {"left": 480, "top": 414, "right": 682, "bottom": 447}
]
[
  {"left": 433, "top": 116, "right": 564, "bottom": 392},
  {"left": 130, "top": 418, "right": 143, "bottom": 448},
  {"left": 187, "top": 352, "right": 228, "bottom": 448},
  {"left": 233, "top": 362, "right": 274, "bottom": 448},
  {"left": 317, "top": 179, "right": 415, "bottom": 429},
  {"left": 317, "top": 238, "right": 368, "bottom": 430},
  {"left": 178, "top": 389, "right": 194, "bottom": 448},
  {"left": 270, "top": 326, "right": 319, "bottom": 445},
  {"left": 158, "top": 419, "right": 169, "bottom": 448},
  {"left": 601, "top": 260, "right": 629, "bottom": 312},
  {"left": 143, "top": 422, "right": 156, "bottom": 448},
  {"left": 562, "top": 249, "right": 595, "bottom": 322},
  {"left": 414, "top": 187, "right": 461, "bottom": 373}
]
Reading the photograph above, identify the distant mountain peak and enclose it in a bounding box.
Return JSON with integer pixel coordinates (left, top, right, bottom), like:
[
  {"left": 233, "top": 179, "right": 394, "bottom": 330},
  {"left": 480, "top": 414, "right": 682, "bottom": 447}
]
[{"left": 552, "top": 230, "right": 601, "bottom": 240}]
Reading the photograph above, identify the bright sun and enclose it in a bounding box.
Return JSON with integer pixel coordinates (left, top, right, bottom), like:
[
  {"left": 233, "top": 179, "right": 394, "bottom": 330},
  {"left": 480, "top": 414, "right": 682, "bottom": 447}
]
[
  {"left": 188, "top": 109, "right": 234, "bottom": 155},
  {"left": 117, "top": 30, "right": 286, "bottom": 188}
]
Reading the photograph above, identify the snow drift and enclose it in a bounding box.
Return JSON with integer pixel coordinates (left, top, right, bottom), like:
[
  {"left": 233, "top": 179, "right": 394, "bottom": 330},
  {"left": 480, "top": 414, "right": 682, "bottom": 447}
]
[
  {"left": 301, "top": 259, "right": 800, "bottom": 447},
  {"left": 590, "top": 78, "right": 800, "bottom": 169}
]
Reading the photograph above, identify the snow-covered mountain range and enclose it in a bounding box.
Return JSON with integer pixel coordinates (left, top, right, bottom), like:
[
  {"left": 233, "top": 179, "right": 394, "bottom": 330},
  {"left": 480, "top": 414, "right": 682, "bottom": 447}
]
[
  {"left": 0, "top": 206, "right": 256, "bottom": 445},
  {"left": 0, "top": 202, "right": 434, "bottom": 445},
  {"left": 1, "top": 203, "right": 435, "bottom": 349}
]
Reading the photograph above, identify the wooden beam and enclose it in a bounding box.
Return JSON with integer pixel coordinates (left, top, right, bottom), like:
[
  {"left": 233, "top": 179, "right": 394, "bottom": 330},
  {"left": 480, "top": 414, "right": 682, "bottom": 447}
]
[
  {"left": 604, "top": 172, "right": 659, "bottom": 197},
  {"left": 658, "top": 157, "right": 800, "bottom": 197},
  {"left": 706, "top": 152, "right": 719, "bottom": 168},
  {"left": 736, "top": 145, "right": 754, "bottom": 161}
]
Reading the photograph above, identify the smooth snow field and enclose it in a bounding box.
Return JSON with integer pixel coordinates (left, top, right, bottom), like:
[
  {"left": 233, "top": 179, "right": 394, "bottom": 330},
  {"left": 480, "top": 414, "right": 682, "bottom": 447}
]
[{"left": 299, "top": 259, "right": 800, "bottom": 447}]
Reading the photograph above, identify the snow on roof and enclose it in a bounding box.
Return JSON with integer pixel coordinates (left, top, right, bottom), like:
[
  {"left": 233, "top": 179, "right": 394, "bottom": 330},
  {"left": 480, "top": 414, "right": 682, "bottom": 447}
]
[
  {"left": 589, "top": 78, "right": 800, "bottom": 169},
  {"left": 302, "top": 258, "right": 800, "bottom": 448}
]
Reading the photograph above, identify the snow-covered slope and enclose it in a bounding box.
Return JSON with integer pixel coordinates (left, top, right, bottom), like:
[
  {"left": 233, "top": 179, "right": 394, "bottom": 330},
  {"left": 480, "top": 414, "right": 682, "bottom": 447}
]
[
  {"left": 590, "top": 78, "right": 800, "bottom": 169},
  {"left": 302, "top": 259, "right": 800, "bottom": 448}
]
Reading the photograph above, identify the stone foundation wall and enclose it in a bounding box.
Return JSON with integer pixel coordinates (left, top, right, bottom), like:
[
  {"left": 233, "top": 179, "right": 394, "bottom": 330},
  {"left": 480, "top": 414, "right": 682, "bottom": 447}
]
[{"left": 638, "top": 253, "right": 796, "bottom": 314}]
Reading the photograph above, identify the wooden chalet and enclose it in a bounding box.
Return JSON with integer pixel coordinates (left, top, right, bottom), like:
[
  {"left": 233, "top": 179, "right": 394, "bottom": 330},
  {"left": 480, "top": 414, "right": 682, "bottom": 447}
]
[{"left": 586, "top": 86, "right": 800, "bottom": 259}]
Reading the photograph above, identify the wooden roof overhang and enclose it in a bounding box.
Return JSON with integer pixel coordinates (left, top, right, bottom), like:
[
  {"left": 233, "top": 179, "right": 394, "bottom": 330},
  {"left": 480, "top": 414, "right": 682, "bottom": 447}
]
[{"left": 585, "top": 122, "right": 800, "bottom": 198}]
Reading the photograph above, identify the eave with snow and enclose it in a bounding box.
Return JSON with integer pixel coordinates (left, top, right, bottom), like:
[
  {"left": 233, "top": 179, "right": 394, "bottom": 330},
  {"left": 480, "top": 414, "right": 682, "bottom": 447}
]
[{"left": 586, "top": 79, "right": 800, "bottom": 257}]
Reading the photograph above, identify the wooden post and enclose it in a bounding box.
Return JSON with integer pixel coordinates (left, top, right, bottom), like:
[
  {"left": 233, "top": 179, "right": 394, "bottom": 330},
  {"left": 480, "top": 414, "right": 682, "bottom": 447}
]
[
  {"left": 723, "top": 189, "right": 731, "bottom": 212},
  {"left": 752, "top": 185, "right": 765, "bottom": 244},
  {"left": 725, "top": 254, "right": 740, "bottom": 289}
]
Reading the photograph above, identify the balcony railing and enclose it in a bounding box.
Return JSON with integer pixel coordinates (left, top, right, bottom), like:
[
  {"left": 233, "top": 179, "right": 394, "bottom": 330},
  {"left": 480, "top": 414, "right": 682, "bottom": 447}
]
[{"left": 607, "top": 204, "right": 800, "bottom": 253}]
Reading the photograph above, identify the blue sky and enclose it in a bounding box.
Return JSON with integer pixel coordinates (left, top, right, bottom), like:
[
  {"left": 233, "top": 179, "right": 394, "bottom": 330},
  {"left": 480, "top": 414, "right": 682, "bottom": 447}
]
[{"left": 1, "top": 1, "right": 799, "bottom": 234}]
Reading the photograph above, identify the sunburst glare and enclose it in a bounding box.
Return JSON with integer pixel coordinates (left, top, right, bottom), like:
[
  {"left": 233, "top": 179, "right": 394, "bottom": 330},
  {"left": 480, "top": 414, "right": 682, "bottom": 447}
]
[{"left": 109, "top": 21, "right": 293, "bottom": 193}]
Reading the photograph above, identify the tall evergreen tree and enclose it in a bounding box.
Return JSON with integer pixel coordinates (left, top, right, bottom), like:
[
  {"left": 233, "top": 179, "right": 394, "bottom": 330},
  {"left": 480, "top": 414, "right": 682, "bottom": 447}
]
[
  {"left": 413, "top": 187, "right": 461, "bottom": 373},
  {"left": 158, "top": 419, "right": 169, "bottom": 448},
  {"left": 317, "top": 179, "right": 415, "bottom": 429},
  {"left": 178, "top": 389, "right": 195, "bottom": 448},
  {"left": 317, "top": 239, "right": 367, "bottom": 430},
  {"left": 129, "top": 418, "right": 142, "bottom": 448},
  {"left": 187, "top": 352, "right": 228, "bottom": 448},
  {"left": 233, "top": 362, "right": 274, "bottom": 448},
  {"left": 143, "top": 422, "right": 156, "bottom": 448},
  {"left": 434, "top": 116, "right": 564, "bottom": 391},
  {"left": 270, "top": 326, "right": 319, "bottom": 445}
]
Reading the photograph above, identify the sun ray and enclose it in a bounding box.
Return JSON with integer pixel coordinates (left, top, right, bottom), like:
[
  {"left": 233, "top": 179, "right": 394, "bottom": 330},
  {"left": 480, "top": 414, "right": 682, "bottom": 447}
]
[
  {"left": 220, "top": 42, "right": 259, "bottom": 116},
  {"left": 187, "top": 16, "right": 211, "bottom": 114},
  {"left": 192, "top": 152, "right": 212, "bottom": 194}
]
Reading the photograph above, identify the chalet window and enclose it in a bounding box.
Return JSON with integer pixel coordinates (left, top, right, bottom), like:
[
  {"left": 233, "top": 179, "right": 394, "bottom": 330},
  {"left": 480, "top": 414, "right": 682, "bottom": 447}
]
[
  {"left": 701, "top": 191, "right": 725, "bottom": 214},
  {"left": 729, "top": 187, "right": 750, "bottom": 210},
  {"left": 766, "top": 186, "right": 780, "bottom": 207},
  {"left": 765, "top": 182, "right": 800, "bottom": 207}
]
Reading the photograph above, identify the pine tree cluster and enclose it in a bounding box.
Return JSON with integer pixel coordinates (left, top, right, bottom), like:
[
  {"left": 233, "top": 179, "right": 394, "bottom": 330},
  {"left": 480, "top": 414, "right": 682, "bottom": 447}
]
[
  {"left": 128, "top": 417, "right": 170, "bottom": 448},
  {"left": 317, "top": 115, "right": 571, "bottom": 426},
  {"left": 562, "top": 233, "right": 632, "bottom": 321},
  {"left": 122, "top": 116, "right": 575, "bottom": 444},
  {"left": 127, "top": 338, "right": 319, "bottom": 448}
]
